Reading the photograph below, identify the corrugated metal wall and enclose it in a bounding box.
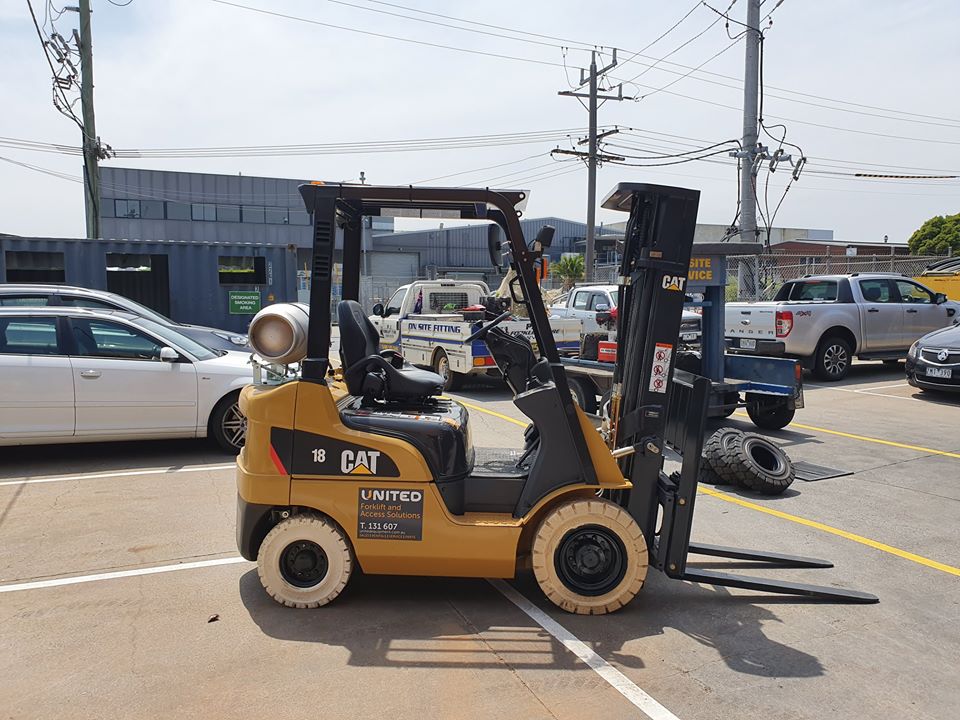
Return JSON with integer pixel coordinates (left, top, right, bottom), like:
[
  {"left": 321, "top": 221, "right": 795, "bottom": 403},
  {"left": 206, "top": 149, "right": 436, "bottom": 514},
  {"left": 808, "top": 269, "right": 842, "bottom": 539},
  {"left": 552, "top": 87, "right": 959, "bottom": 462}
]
[{"left": 1, "top": 236, "right": 298, "bottom": 333}]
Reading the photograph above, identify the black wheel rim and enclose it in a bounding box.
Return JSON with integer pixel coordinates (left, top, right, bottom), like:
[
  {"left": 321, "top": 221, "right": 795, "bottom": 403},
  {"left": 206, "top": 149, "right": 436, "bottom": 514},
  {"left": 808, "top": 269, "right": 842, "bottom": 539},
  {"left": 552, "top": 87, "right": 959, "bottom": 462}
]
[
  {"left": 555, "top": 525, "right": 627, "bottom": 597},
  {"left": 280, "top": 540, "right": 328, "bottom": 588}
]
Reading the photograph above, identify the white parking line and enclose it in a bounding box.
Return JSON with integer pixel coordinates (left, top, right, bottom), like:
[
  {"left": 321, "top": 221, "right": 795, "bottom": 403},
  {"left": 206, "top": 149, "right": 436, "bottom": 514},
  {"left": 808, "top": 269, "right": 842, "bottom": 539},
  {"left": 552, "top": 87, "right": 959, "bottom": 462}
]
[
  {"left": 1, "top": 552, "right": 679, "bottom": 719},
  {"left": 0, "top": 463, "right": 235, "bottom": 487},
  {"left": 489, "top": 579, "right": 681, "bottom": 720},
  {"left": 0, "top": 556, "right": 249, "bottom": 593},
  {"left": 805, "top": 382, "right": 916, "bottom": 401}
]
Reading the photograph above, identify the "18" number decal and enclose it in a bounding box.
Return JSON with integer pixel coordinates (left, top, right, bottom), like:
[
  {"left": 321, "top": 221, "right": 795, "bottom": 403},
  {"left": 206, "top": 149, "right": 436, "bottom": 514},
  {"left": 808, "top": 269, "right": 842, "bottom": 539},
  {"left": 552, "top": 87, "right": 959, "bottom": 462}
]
[{"left": 312, "top": 448, "right": 326, "bottom": 463}]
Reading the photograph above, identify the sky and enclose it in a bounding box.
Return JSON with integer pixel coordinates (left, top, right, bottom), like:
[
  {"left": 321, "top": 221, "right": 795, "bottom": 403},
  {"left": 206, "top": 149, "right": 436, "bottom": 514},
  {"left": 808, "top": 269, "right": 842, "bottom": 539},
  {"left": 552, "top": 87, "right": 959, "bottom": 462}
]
[{"left": 1, "top": 0, "right": 959, "bottom": 244}]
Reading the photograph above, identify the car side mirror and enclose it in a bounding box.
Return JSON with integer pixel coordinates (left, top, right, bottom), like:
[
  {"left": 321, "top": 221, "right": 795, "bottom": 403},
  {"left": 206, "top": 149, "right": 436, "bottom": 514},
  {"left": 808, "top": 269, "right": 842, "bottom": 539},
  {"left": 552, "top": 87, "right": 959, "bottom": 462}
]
[
  {"left": 372, "top": 303, "right": 384, "bottom": 317},
  {"left": 935, "top": 292, "right": 948, "bottom": 305},
  {"left": 159, "top": 346, "right": 180, "bottom": 362}
]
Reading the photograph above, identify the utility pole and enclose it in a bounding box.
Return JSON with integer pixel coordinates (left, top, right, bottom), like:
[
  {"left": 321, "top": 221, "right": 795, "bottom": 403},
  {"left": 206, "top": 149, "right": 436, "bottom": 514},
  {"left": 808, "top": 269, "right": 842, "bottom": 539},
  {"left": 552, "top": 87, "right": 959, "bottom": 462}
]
[
  {"left": 737, "top": 0, "right": 762, "bottom": 244},
  {"left": 78, "top": 0, "right": 102, "bottom": 239},
  {"left": 557, "top": 50, "right": 628, "bottom": 281}
]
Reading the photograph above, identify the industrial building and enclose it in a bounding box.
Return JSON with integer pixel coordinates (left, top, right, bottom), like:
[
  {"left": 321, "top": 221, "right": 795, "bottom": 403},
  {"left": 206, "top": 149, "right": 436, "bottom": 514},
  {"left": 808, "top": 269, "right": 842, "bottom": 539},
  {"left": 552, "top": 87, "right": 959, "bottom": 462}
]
[{"left": 1, "top": 167, "right": 836, "bottom": 329}]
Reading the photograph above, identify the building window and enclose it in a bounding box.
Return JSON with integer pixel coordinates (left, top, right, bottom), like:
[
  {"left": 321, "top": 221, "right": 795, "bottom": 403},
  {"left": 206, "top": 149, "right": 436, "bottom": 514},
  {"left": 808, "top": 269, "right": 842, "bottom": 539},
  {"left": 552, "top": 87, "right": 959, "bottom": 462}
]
[
  {"left": 100, "top": 200, "right": 115, "bottom": 218},
  {"left": 218, "top": 256, "right": 266, "bottom": 285},
  {"left": 166, "top": 202, "right": 191, "bottom": 220},
  {"left": 216, "top": 205, "right": 241, "bottom": 223},
  {"left": 4, "top": 251, "right": 66, "bottom": 283},
  {"left": 192, "top": 203, "right": 217, "bottom": 222},
  {"left": 243, "top": 206, "right": 265, "bottom": 224},
  {"left": 115, "top": 199, "right": 141, "bottom": 218},
  {"left": 141, "top": 200, "right": 164, "bottom": 219},
  {"left": 264, "top": 207, "right": 289, "bottom": 225},
  {"left": 289, "top": 209, "right": 311, "bottom": 226}
]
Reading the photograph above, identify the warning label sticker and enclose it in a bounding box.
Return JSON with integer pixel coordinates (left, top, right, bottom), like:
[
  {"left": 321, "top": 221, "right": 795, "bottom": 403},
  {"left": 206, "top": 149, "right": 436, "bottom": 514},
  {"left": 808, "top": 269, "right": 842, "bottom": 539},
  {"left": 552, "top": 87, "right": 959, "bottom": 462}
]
[
  {"left": 649, "top": 342, "right": 673, "bottom": 394},
  {"left": 357, "top": 488, "right": 424, "bottom": 541}
]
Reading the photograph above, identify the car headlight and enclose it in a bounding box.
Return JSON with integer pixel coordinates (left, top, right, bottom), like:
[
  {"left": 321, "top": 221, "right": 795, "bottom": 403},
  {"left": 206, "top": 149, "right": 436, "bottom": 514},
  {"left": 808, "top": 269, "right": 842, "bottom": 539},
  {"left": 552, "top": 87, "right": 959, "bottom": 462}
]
[{"left": 907, "top": 341, "right": 920, "bottom": 360}]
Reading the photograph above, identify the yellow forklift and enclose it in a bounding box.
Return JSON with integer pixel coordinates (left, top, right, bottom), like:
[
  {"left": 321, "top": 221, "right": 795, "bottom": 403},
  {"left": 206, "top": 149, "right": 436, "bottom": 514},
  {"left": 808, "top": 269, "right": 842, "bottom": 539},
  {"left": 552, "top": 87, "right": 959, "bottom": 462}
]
[{"left": 236, "top": 182, "right": 876, "bottom": 613}]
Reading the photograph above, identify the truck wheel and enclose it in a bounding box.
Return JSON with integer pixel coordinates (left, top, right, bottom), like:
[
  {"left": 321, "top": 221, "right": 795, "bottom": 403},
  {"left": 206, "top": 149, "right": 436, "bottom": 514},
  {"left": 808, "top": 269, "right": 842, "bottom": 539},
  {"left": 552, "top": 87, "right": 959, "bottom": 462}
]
[
  {"left": 568, "top": 378, "right": 598, "bottom": 414},
  {"left": 432, "top": 349, "right": 462, "bottom": 391},
  {"left": 814, "top": 336, "right": 851, "bottom": 381},
  {"left": 209, "top": 391, "right": 246, "bottom": 454},
  {"left": 745, "top": 394, "right": 795, "bottom": 430},
  {"left": 716, "top": 433, "right": 795, "bottom": 495},
  {"left": 703, "top": 428, "right": 743, "bottom": 486},
  {"left": 532, "top": 499, "right": 648, "bottom": 615},
  {"left": 257, "top": 514, "right": 354, "bottom": 608}
]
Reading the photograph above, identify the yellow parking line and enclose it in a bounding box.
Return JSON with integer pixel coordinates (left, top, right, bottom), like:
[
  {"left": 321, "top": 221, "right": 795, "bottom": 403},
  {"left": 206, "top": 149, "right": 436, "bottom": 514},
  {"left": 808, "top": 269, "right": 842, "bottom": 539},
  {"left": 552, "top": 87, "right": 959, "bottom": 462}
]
[
  {"left": 698, "top": 486, "right": 960, "bottom": 577},
  {"left": 733, "top": 411, "right": 960, "bottom": 460},
  {"left": 457, "top": 397, "right": 960, "bottom": 577},
  {"left": 451, "top": 398, "right": 528, "bottom": 428}
]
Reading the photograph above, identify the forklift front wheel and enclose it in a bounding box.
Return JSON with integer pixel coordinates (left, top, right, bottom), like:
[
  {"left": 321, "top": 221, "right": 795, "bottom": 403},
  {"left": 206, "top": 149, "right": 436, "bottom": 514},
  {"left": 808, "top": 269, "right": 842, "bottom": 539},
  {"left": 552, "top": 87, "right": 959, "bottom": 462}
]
[
  {"left": 432, "top": 349, "right": 462, "bottom": 391},
  {"left": 257, "top": 514, "right": 354, "bottom": 609},
  {"left": 532, "top": 499, "right": 648, "bottom": 615}
]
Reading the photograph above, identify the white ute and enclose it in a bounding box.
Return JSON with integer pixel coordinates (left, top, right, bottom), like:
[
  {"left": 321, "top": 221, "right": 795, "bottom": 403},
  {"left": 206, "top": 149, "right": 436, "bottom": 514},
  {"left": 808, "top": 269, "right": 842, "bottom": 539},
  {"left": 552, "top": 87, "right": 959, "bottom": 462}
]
[{"left": 370, "top": 280, "right": 581, "bottom": 389}]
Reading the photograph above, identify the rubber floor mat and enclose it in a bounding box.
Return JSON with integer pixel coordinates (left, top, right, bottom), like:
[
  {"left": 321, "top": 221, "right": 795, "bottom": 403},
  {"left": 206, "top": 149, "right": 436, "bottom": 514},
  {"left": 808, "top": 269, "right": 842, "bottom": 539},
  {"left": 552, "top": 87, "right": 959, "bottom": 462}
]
[{"left": 793, "top": 460, "right": 853, "bottom": 482}]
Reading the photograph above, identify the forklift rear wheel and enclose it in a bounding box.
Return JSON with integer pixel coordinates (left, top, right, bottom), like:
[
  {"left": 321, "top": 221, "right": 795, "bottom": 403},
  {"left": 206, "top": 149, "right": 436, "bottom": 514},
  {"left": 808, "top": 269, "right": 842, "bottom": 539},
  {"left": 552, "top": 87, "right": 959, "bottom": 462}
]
[
  {"left": 432, "top": 349, "right": 462, "bottom": 391},
  {"left": 745, "top": 395, "right": 795, "bottom": 430},
  {"left": 257, "top": 514, "right": 354, "bottom": 608},
  {"left": 532, "top": 499, "right": 647, "bottom": 615},
  {"left": 568, "top": 378, "right": 598, "bottom": 414}
]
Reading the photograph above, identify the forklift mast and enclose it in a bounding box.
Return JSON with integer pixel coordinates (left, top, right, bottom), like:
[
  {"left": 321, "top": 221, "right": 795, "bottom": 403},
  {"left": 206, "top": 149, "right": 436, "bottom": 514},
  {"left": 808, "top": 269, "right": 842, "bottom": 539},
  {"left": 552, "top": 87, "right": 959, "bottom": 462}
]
[{"left": 605, "top": 183, "right": 703, "bottom": 542}]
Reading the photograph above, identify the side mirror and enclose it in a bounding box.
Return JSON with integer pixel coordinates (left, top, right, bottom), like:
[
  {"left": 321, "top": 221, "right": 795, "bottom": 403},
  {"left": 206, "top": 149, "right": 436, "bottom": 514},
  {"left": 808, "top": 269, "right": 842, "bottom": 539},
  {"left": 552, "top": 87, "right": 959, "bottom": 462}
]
[
  {"left": 159, "top": 346, "right": 180, "bottom": 362},
  {"left": 935, "top": 292, "right": 948, "bottom": 305},
  {"left": 372, "top": 303, "right": 384, "bottom": 317}
]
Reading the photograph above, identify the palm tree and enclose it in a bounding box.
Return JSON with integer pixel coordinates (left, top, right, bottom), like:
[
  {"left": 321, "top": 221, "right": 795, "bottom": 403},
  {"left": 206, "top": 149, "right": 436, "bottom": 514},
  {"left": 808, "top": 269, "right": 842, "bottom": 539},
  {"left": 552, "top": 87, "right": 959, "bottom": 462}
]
[{"left": 554, "top": 254, "right": 585, "bottom": 290}]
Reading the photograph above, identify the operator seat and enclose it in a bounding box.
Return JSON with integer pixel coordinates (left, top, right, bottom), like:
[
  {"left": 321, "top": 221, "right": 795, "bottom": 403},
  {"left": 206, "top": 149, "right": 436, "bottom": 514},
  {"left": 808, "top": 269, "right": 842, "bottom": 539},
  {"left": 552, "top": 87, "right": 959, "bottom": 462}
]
[
  {"left": 862, "top": 285, "right": 882, "bottom": 302},
  {"left": 337, "top": 300, "right": 444, "bottom": 402}
]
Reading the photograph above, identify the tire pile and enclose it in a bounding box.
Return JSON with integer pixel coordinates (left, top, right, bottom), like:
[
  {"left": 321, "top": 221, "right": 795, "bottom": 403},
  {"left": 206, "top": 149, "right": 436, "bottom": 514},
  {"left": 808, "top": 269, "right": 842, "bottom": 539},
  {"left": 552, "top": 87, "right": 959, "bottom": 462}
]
[{"left": 699, "top": 428, "right": 795, "bottom": 495}]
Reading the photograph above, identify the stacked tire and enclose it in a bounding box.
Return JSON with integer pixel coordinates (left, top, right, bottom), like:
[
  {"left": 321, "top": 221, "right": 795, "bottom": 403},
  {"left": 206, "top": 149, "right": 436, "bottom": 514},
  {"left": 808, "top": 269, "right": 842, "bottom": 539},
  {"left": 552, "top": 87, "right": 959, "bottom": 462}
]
[{"left": 700, "top": 428, "right": 795, "bottom": 495}]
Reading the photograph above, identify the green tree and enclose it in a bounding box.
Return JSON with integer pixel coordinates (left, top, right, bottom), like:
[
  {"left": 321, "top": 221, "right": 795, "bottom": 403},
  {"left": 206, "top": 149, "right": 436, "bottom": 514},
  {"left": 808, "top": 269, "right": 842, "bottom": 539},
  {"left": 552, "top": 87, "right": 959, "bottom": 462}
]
[
  {"left": 554, "top": 254, "right": 585, "bottom": 290},
  {"left": 908, "top": 212, "right": 960, "bottom": 255}
]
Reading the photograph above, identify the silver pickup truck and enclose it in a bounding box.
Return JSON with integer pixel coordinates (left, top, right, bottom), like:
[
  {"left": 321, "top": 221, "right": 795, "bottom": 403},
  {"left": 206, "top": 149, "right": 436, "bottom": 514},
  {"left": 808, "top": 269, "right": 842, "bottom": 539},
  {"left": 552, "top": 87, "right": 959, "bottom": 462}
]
[{"left": 726, "top": 273, "right": 960, "bottom": 380}]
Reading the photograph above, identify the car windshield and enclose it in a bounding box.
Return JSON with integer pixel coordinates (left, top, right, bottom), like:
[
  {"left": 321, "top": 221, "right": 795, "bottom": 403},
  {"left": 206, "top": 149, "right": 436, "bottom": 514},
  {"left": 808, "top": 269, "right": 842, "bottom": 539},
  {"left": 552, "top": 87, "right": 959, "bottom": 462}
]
[
  {"left": 108, "top": 293, "right": 183, "bottom": 326},
  {"left": 133, "top": 317, "right": 220, "bottom": 360}
]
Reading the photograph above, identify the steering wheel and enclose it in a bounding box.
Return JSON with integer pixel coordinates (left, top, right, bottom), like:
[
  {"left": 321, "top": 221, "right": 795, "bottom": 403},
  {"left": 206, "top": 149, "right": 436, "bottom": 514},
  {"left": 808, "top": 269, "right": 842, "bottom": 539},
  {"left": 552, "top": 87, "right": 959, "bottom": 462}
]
[{"left": 466, "top": 311, "right": 512, "bottom": 342}]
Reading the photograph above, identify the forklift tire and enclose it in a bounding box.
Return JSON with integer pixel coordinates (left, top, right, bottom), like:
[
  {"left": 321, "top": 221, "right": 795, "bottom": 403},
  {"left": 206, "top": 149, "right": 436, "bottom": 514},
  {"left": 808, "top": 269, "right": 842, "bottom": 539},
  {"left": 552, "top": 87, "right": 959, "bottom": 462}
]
[
  {"left": 257, "top": 514, "right": 354, "bottom": 609},
  {"left": 568, "top": 377, "right": 598, "bottom": 414},
  {"left": 716, "top": 433, "right": 795, "bottom": 495},
  {"left": 703, "top": 428, "right": 743, "bottom": 486},
  {"left": 745, "top": 395, "right": 795, "bottom": 430},
  {"left": 531, "top": 499, "right": 648, "bottom": 615},
  {"left": 432, "top": 349, "right": 463, "bottom": 391}
]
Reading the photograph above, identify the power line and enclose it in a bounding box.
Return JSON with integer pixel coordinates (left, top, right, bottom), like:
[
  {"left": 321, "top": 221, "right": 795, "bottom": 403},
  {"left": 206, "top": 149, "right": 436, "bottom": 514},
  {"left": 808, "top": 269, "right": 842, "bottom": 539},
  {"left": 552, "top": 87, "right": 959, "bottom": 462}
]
[{"left": 207, "top": 0, "right": 567, "bottom": 69}]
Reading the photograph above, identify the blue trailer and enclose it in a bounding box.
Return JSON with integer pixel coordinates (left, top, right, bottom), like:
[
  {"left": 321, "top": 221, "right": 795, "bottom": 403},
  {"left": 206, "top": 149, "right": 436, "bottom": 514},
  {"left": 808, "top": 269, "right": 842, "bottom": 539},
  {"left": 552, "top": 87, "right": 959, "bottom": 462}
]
[{"left": 563, "top": 243, "right": 804, "bottom": 430}]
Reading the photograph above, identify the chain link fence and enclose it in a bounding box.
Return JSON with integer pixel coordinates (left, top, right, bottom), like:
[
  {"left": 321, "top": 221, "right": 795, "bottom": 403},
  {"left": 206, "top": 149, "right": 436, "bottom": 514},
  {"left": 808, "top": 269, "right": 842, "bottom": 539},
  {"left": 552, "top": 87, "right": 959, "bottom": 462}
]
[{"left": 726, "top": 253, "right": 945, "bottom": 301}]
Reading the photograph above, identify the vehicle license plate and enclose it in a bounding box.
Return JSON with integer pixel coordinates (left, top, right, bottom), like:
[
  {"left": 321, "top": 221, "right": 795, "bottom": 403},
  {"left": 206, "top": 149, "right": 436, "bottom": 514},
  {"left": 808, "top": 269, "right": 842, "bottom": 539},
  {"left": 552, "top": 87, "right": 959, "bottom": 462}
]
[
  {"left": 739, "top": 338, "right": 757, "bottom": 350},
  {"left": 926, "top": 367, "right": 952, "bottom": 379},
  {"left": 682, "top": 333, "right": 698, "bottom": 342}
]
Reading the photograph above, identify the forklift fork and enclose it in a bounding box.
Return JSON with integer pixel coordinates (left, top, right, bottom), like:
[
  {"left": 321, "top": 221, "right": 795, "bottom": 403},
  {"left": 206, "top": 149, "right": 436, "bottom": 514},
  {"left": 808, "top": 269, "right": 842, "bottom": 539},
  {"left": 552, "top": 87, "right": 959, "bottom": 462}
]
[{"left": 658, "top": 373, "right": 877, "bottom": 603}]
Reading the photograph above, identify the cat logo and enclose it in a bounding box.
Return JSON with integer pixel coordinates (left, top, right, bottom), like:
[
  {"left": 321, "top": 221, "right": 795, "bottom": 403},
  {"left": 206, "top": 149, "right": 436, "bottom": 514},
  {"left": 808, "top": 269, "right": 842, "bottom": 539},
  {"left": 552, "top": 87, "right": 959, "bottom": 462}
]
[
  {"left": 662, "top": 275, "right": 687, "bottom": 292},
  {"left": 341, "top": 449, "right": 381, "bottom": 475}
]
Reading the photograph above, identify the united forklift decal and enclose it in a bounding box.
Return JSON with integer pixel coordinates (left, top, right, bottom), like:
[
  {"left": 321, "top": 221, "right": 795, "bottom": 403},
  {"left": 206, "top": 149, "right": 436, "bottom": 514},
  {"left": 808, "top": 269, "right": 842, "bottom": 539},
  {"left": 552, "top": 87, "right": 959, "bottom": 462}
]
[
  {"left": 357, "top": 487, "right": 424, "bottom": 540},
  {"left": 270, "top": 427, "right": 400, "bottom": 477}
]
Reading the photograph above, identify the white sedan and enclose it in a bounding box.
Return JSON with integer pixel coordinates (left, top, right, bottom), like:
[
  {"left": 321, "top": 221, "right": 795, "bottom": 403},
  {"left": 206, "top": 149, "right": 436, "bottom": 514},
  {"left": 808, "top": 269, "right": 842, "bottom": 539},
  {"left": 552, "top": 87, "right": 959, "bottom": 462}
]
[{"left": 0, "top": 307, "right": 252, "bottom": 453}]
